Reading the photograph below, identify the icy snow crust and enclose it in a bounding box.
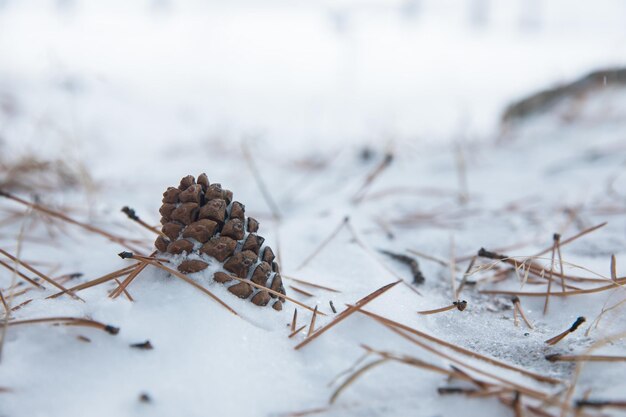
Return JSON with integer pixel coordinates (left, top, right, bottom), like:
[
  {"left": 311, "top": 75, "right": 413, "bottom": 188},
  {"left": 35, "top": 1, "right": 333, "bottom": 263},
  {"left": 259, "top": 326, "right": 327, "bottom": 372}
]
[{"left": 0, "top": 2, "right": 626, "bottom": 417}]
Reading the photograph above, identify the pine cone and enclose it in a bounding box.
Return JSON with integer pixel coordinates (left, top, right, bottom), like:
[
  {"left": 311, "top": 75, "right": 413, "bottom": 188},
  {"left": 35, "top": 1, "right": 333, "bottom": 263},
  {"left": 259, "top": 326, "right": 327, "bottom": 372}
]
[{"left": 155, "top": 174, "right": 286, "bottom": 310}]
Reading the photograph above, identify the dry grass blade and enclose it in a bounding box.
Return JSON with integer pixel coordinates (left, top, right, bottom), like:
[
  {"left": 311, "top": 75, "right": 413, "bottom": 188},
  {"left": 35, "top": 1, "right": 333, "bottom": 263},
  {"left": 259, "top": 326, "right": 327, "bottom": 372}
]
[
  {"left": 0, "top": 248, "right": 81, "bottom": 300},
  {"left": 480, "top": 281, "right": 626, "bottom": 297},
  {"left": 307, "top": 306, "right": 318, "bottom": 337},
  {"left": 225, "top": 275, "right": 323, "bottom": 315},
  {"left": 0, "top": 191, "right": 146, "bottom": 252},
  {"left": 295, "top": 217, "right": 348, "bottom": 271},
  {"left": 0, "top": 259, "right": 42, "bottom": 289},
  {"left": 109, "top": 262, "right": 149, "bottom": 299},
  {"left": 543, "top": 235, "right": 558, "bottom": 315},
  {"left": 0, "top": 289, "right": 8, "bottom": 315},
  {"left": 418, "top": 301, "right": 467, "bottom": 315},
  {"left": 546, "top": 354, "right": 626, "bottom": 362},
  {"left": 291, "top": 308, "right": 298, "bottom": 332},
  {"left": 290, "top": 286, "right": 314, "bottom": 298},
  {"left": 7, "top": 316, "right": 119, "bottom": 334},
  {"left": 358, "top": 309, "right": 561, "bottom": 384},
  {"left": 329, "top": 358, "right": 389, "bottom": 404},
  {"left": 294, "top": 280, "right": 401, "bottom": 350},
  {"left": 534, "top": 222, "right": 607, "bottom": 258},
  {"left": 288, "top": 325, "right": 307, "bottom": 338},
  {"left": 128, "top": 257, "right": 238, "bottom": 316},
  {"left": 47, "top": 265, "right": 137, "bottom": 299},
  {"left": 380, "top": 322, "right": 550, "bottom": 400},
  {"left": 283, "top": 275, "right": 341, "bottom": 293}
]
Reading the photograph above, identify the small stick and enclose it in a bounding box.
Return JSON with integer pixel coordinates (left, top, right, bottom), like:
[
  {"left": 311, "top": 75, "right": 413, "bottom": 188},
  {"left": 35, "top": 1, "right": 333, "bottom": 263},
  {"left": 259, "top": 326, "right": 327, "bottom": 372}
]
[
  {"left": 457, "top": 256, "right": 477, "bottom": 297},
  {"left": 307, "top": 306, "right": 318, "bottom": 337},
  {"left": 480, "top": 282, "right": 626, "bottom": 297},
  {"left": 512, "top": 297, "right": 533, "bottom": 329},
  {"left": 288, "top": 325, "right": 307, "bottom": 338},
  {"left": 295, "top": 217, "right": 348, "bottom": 271},
  {"left": 378, "top": 249, "right": 425, "bottom": 285},
  {"left": 329, "top": 300, "right": 337, "bottom": 313},
  {"left": 545, "top": 317, "right": 586, "bottom": 345},
  {"left": 109, "top": 262, "right": 150, "bottom": 299},
  {"left": 282, "top": 275, "right": 341, "bottom": 293},
  {"left": 47, "top": 265, "right": 136, "bottom": 299},
  {"left": 6, "top": 316, "right": 119, "bottom": 334},
  {"left": 358, "top": 309, "right": 562, "bottom": 384},
  {"left": 546, "top": 354, "right": 626, "bottom": 363},
  {"left": 120, "top": 254, "right": 238, "bottom": 316},
  {"left": 418, "top": 300, "right": 467, "bottom": 315},
  {"left": 575, "top": 400, "right": 626, "bottom": 409},
  {"left": 113, "top": 278, "right": 133, "bottom": 301},
  {"left": 543, "top": 234, "right": 558, "bottom": 315},
  {"left": 291, "top": 309, "right": 298, "bottom": 332},
  {"left": 437, "top": 387, "right": 479, "bottom": 395},
  {"left": 121, "top": 206, "right": 164, "bottom": 237},
  {"left": 130, "top": 340, "right": 154, "bottom": 350},
  {"left": 534, "top": 222, "right": 607, "bottom": 257},
  {"left": 555, "top": 234, "right": 565, "bottom": 292},
  {"left": 289, "top": 286, "right": 314, "bottom": 298},
  {"left": 0, "top": 289, "right": 8, "bottom": 316},
  {"left": 294, "top": 280, "right": 401, "bottom": 350},
  {"left": 610, "top": 254, "right": 617, "bottom": 282}
]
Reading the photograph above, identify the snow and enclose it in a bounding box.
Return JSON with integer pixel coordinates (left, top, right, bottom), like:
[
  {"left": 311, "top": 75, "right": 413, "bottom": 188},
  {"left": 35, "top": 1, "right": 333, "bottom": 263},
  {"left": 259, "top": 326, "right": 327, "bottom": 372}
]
[{"left": 1, "top": 1, "right": 626, "bottom": 416}]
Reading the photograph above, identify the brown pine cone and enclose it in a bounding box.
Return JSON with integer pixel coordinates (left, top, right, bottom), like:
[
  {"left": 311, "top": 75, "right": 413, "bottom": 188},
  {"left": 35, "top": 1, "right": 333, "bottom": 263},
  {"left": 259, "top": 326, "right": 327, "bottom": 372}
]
[{"left": 155, "top": 174, "right": 285, "bottom": 310}]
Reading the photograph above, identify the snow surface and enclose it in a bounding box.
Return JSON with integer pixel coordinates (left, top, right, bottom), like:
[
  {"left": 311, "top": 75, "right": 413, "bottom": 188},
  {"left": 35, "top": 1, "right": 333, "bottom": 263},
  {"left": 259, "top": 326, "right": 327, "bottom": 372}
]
[{"left": 0, "top": 1, "right": 626, "bottom": 416}]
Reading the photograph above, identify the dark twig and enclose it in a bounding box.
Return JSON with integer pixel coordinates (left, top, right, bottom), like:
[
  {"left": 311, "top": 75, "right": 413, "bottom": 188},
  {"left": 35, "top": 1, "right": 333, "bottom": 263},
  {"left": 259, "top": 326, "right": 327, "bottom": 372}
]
[
  {"left": 378, "top": 249, "right": 425, "bottom": 285},
  {"left": 545, "top": 317, "right": 586, "bottom": 345}
]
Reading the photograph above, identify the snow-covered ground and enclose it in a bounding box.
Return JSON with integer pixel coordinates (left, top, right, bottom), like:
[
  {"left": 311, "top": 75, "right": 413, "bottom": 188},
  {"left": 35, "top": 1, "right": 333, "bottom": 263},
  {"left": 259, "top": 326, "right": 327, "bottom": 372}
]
[{"left": 0, "top": 1, "right": 626, "bottom": 416}]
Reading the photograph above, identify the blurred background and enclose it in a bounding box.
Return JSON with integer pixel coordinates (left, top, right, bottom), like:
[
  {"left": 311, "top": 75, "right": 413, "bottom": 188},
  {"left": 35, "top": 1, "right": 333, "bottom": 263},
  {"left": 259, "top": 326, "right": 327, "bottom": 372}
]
[{"left": 1, "top": 0, "right": 625, "bottom": 156}]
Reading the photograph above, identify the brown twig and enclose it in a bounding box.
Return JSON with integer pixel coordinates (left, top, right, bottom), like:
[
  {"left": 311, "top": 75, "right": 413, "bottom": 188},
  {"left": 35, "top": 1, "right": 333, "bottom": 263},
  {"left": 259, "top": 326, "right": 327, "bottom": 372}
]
[
  {"left": 47, "top": 265, "right": 137, "bottom": 299},
  {"left": 307, "top": 306, "right": 318, "bottom": 337},
  {"left": 418, "top": 300, "right": 467, "bottom": 315},
  {"left": 294, "top": 280, "right": 401, "bottom": 350},
  {"left": 378, "top": 249, "right": 425, "bottom": 285},
  {"left": 291, "top": 308, "right": 298, "bottom": 332},
  {"left": 121, "top": 254, "right": 238, "bottom": 316},
  {"left": 0, "top": 249, "right": 81, "bottom": 300},
  {"left": 546, "top": 353, "right": 626, "bottom": 363},
  {"left": 543, "top": 234, "right": 559, "bottom": 315},
  {"left": 545, "top": 317, "right": 586, "bottom": 345},
  {"left": 512, "top": 297, "right": 533, "bottom": 329},
  {"left": 121, "top": 206, "right": 164, "bottom": 237},
  {"left": 282, "top": 275, "right": 341, "bottom": 293},
  {"left": 288, "top": 325, "right": 307, "bottom": 338},
  {"left": 7, "top": 316, "right": 119, "bottom": 334},
  {"left": 358, "top": 309, "right": 561, "bottom": 384}
]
